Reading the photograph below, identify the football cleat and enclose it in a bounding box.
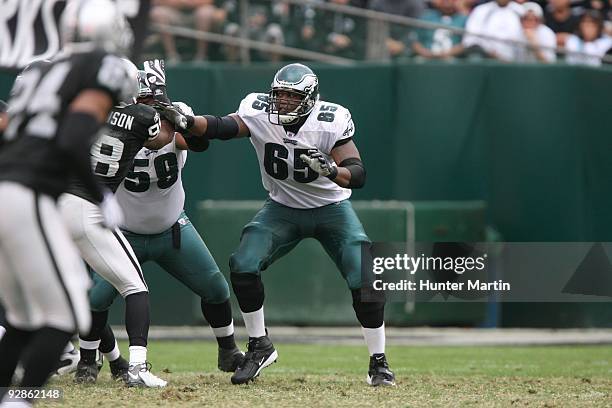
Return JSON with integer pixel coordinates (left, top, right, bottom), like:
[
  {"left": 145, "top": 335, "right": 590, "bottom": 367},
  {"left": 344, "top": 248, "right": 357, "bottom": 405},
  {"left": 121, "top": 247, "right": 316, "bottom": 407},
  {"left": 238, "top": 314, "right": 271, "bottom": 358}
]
[
  {"left": 74, "top": 360, "right": 99, "bottom": 384},
  {"left": 218, "top": 346, "right": 245, "bottom": 372},
  {"left": 53, "top": 347, "right": 80, "bottom": 377},
  {"left": 366, "top": 353, "right": 396, "bottom": 387},
  {"left": 231, "top": 335, "right": 277, "bottom": 385},
  {"left": 126, "top": 362, "right": 167, "bottom": 388},
  {"left": 109, "top": 356, "right": 130, "bottom": 382}
]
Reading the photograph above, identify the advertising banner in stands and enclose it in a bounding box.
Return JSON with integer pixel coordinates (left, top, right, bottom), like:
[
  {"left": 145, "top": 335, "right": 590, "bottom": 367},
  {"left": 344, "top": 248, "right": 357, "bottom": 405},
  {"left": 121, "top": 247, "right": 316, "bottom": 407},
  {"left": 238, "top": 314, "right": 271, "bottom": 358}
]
[{"left": 0, "top": 0, "right": 150, "bottom": 71}]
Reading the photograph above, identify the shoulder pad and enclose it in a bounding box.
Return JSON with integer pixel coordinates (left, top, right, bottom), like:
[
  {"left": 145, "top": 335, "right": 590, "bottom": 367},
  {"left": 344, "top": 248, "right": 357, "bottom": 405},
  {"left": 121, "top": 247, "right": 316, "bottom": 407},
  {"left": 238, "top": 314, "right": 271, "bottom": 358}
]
[
  {"left": 311, "top": 100, "right": 352, "bottom": 132},
  {"left": 237, "top": 93, "right": 270, "bottom": 118},
  {"left": 122, "top": 103, "right": 160, "bottom": 126}
]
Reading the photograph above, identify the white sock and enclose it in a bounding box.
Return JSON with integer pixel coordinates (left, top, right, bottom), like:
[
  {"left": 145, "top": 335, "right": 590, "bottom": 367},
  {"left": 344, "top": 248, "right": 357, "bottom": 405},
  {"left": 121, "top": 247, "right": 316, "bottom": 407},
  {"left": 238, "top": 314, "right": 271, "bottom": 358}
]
[
  {"left": 63, "top": 341, "right": 75, "bottom": 354},
  {"left": 241, "top": 307, "right": 266, "bottom": 338},
  {"left": 211, "top": 320, "right": 234, "bottom": 338},
  {"left": 0, "top": 325, "right": 5, "bottom": 341},
  {"left": 362, "top": 323, "right": 385, "bottom": 356},
  {"left": 79, "top": 339, "right": 101, "bottom": 351},
  {"left": 129, "top": 346, "right": 147, "bottom": 365},
  {"left": 104, "top": 341, "right": 121, "bottom": 362}
]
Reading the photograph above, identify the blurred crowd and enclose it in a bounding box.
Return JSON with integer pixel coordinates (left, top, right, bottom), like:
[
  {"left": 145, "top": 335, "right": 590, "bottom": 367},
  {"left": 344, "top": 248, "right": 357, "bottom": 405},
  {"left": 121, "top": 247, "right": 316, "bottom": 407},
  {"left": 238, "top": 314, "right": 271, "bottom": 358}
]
[{"left": 148, "top": 0, "right": 612, "bottom": 65}]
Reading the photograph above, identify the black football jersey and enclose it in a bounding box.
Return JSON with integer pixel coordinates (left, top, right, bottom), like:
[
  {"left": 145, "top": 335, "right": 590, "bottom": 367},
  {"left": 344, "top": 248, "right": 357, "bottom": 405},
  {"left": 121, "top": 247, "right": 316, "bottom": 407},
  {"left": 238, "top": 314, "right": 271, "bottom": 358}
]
[
  {"left": 0, "top": 48, "right": 133, "bottom": 198},
  {"left": 66, "top": 103, "right": 161, "bottom": 201}
]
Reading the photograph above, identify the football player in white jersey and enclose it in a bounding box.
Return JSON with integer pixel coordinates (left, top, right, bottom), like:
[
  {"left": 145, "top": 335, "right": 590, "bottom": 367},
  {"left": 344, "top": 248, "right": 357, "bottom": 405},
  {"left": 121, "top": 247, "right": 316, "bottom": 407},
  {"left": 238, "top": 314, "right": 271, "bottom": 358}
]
[
  {"left": 83, "top": 60, "right": 244, "bottom": 377},
  {"left": 159, "top": 63, "right": 395, "bottom": 386}
]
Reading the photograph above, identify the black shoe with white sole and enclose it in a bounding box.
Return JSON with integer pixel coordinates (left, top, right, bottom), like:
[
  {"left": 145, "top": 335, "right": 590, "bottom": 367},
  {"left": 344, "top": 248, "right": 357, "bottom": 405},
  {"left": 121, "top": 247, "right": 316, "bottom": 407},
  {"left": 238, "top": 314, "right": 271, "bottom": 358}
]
[
  {"left": 367, "top": 353, "right": 396, "bottom": 386},
  {"left": 231, "top": 335, "right": 277, "bottom": 384},
  {"left": 218, "top": 346, "right": 245, "bottom": 372}
]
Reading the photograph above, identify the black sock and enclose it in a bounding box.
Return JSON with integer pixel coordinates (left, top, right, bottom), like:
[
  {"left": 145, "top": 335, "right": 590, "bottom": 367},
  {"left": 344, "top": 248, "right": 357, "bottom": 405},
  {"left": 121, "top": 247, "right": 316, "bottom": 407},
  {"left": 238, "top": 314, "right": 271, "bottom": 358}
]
[
  {"left": 217, "top": 334, "right": 237, "bottom": 350},
  {"left": 0, "top": 324, "right": 32, "bottom": 391},
  {"left": 80, "top": 348, "right": 97, "bottom": 365},
  {"left": 125, "top": 292, "right": 150, "bottom": 347},
  {"left": 80, "top": 310, "right": 108, "bottom": 364},
  {"left": 201, "top": 300, "right": 236, "bottom": 350},
  {"left": 19, "top": 327, "right": 73, "bottom": 389},
  {"left": 99, "top": 324, "right": 117, "bottom": 356}
]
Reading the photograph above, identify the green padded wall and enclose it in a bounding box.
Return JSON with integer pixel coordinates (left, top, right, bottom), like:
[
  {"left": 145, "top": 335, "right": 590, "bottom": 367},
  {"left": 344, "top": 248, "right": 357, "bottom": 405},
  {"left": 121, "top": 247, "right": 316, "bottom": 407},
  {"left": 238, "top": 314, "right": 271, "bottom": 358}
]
[{"left": 3, "top": 61, "right": 611, "bottom": 327}]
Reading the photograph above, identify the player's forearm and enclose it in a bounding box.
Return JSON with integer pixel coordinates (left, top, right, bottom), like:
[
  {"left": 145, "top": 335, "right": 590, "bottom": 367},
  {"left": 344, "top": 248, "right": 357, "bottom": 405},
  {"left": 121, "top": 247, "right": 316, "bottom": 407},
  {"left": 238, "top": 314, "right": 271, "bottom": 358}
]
[
  {"left": 331, "top": 167, "right": 352, "bottom": 188},
  {"left": 332, "top": 158, "right": 366, "bottom": 189},
  {"left": 187, "top": 114, "right": 243, "bottom": 140}
]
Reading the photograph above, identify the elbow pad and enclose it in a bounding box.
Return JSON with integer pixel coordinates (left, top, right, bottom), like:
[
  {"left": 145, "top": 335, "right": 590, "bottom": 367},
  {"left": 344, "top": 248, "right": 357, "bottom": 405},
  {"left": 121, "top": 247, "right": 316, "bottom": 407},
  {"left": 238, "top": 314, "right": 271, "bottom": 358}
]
[
  {"left": 183, "top": 133, "right": 210, "bottom": 152},
  {"left": 339, "top": 157, "right": 366, "bottom": 189},
  {"left": 202, "top": 115, "right": 239, "bottom": 140}
]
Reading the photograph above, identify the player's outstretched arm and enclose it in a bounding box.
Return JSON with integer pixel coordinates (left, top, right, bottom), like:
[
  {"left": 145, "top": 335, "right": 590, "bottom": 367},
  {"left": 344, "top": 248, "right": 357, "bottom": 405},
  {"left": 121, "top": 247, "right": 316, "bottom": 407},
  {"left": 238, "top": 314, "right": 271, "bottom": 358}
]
[
  {"left": 185, "top": 113, "right": 250, "bottom": 140},
  {"left": 156, "top": 103, "right": 249, "bottom": 151},
  {"left": 300, "top": 140, "right": 366, "bottom": 189}
]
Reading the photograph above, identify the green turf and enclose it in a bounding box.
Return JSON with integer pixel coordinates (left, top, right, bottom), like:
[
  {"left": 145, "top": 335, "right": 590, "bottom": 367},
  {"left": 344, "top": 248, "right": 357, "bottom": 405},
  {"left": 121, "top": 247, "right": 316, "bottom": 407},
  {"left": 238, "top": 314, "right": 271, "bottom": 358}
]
[{"left": 44, "top": 342, "right": 612, "bottom": 407}]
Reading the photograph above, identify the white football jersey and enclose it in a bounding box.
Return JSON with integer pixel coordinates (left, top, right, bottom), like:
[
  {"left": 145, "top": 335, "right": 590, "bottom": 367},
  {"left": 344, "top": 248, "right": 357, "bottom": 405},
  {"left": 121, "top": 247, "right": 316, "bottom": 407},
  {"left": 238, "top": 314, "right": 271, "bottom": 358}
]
[
  {"left": 115, "top": 135, "right": 187, "bottom": 234},
  {"left": 237, "top": 93, "right": 354, "bottom": 209}
]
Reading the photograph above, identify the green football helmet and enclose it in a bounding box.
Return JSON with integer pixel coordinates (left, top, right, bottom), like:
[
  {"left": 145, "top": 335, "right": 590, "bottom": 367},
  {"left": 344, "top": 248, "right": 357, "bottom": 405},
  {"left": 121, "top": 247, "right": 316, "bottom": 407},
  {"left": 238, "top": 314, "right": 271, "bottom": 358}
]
[{"left": 269, "top": 63, "right": 319, "bottom": 125}]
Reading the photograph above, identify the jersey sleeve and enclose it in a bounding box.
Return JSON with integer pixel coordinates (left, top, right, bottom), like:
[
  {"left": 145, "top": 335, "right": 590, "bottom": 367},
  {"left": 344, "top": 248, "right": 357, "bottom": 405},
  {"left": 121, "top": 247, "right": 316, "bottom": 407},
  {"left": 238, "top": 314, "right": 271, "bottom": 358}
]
[
  {"left": 322, "top": 105, "right": 355, "bottom": 153},
  {"left": 79, "top": 52, "right": 137, "bottom": 106},
  {"left": 237, "top": 93, "right": 269, "bottom": 119},
  {"left": 236, "top": 93, "right": 269, "bottom": 140}
]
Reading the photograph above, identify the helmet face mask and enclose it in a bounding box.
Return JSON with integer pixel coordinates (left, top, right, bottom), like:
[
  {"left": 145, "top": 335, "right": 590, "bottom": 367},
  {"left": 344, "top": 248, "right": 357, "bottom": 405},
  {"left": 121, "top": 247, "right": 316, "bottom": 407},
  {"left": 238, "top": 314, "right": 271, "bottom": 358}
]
[{"left": 269, "top": 63, "right": 319, "bottom": 126}]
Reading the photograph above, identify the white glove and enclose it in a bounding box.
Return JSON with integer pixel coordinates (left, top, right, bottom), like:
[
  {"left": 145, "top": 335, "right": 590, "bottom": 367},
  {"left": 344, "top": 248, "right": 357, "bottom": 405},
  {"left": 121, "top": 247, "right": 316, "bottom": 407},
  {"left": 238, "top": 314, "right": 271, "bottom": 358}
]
[
  {"left": 299, "top": 148, "right": 338, "bottom": 179},
  {"left": 143, "top": 59, "right": 170, "bottom": 103},
  {"left": 143, "top": 59, "right": 166, "bottom": 87},
  {"left": 173, "top": 101, "right": 194, "bottom": 117},
  {"left": 154, "top": 102, "right": 189, "bottom": 131},
  {"left": 100, "top": 191, "right": 124, "bottom": 230}
]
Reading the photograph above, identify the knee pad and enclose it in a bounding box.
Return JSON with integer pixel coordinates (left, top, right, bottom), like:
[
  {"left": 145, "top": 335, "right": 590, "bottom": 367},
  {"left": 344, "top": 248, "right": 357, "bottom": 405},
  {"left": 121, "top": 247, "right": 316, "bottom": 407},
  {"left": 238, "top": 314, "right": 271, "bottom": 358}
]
[
  {"left": 351, "top": 289, "right": 385, "bottom": 329},
  {"left": 230, "top": 272, "right": 264, "bottom": 313}
]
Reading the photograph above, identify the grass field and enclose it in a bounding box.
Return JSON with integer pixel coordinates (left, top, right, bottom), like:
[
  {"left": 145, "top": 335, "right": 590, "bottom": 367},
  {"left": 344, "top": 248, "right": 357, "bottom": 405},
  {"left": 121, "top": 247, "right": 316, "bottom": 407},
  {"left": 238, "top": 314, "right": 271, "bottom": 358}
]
[{"left": 45, "top": 341, "right": 612, "bottom": 407}]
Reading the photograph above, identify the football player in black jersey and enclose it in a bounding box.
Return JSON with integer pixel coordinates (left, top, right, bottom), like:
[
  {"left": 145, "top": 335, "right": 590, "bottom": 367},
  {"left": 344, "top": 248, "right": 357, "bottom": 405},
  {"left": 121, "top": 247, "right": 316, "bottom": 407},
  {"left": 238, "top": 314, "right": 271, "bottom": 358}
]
[
  {"left": 59, "top": 68, "right": 173, "bottom": 387},
  {"left": 0, "top": 0, "right": 138, "bottom": 403}
]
